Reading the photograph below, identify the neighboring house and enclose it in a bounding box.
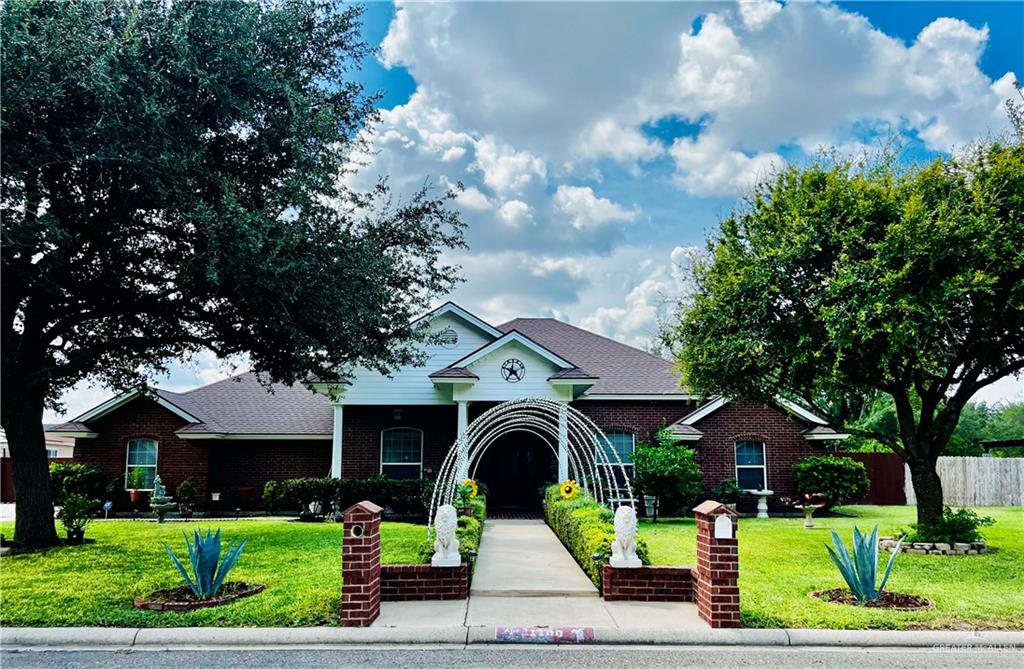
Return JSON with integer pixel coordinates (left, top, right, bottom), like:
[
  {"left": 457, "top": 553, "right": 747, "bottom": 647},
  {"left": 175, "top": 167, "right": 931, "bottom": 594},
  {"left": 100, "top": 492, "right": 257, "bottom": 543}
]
[
  {"left": 47, "top": 302, "right": 845, "bottom": 510},
  {"left": 0, "top": 429, "right": 75, "bottom": 504}
]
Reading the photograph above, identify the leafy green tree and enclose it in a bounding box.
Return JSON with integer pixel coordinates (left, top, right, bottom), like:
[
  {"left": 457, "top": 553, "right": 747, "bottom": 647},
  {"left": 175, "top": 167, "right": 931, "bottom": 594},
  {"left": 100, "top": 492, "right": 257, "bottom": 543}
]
[
  {"left": 1, "top": 1, "right": 464, "bottom": 545},
  {"left": 633, "top": 429, "right": 703, "bottom": 521},
  {"left": 672, "top": 137, "right": 1024, "bottom": 530}
]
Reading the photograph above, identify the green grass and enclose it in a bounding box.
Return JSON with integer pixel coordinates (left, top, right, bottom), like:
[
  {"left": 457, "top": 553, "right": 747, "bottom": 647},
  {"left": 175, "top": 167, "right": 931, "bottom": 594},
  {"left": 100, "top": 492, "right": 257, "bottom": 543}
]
[
  {"left": 642, "top": 506, "right": 1024, "bottom": 630},
  {"left": 0, "top": 518, "right": 426, "bottom": 627}
]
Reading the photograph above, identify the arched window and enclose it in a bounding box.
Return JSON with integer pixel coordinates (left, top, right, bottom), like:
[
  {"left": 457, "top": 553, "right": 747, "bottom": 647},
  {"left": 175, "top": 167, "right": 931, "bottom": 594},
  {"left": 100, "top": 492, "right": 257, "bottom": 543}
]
[
  {"left": 380, "top": 428, "right": 423, "bottom": 479},
  {"left": 125, "top": 438, "right": 158, "bottom": 490},
  {"left": 596, "top": 431, "right": 635, "bottom": 490},
  {"left": 735, "top": 441, "right": 767, "bottom": 491}
]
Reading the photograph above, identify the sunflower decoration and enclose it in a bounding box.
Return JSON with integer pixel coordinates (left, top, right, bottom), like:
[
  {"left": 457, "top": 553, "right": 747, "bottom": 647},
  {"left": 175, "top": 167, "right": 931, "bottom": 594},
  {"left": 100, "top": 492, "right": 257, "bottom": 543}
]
[
  {"left": 559, "top": 480, "right": 580, "bottom": 501},
  {"left": 462, "top": 478, "right": 479, "bottom": 498}
]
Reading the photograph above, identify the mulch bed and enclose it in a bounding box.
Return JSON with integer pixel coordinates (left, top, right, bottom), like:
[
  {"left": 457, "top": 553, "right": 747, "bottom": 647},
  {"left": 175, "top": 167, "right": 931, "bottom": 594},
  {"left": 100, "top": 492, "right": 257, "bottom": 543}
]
[
  {"left": 811, "top": 588, "right": 934, "bottom": 611},
  {"left": 134, "top": 582, "right": 266, "bottom": 612}
]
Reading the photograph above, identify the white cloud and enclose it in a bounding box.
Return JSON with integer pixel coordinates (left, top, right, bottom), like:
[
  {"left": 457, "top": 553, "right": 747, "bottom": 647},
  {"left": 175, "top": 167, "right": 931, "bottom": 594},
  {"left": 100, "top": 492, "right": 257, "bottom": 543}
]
[
  {"left": 738, "top": 0, "right": 781, "bottom": 31},
  {"left": 496, "top": 199, "right": 534, "bottom": 228},
  {"left": 472, "top": 136, "right": 546, "bottom": 196},
  {"left": 455, "top": 186, "right": 492, "bottom": 211},
  {"left": 553, "top": 185, "right": 639, "bottom": 231},
  {"left": 669, "top": 135, "right": 782, "bottom": 196},
  {"left": 574, "top": 118, "right": 664, "bottom": 165}
]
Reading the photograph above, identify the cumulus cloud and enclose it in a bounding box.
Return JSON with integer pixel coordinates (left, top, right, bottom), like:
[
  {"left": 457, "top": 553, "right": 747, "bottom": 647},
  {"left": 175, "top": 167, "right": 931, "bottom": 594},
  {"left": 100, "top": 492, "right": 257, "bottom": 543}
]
[{"left": 553, "top": 185, "right": 639, "bottom": 231}]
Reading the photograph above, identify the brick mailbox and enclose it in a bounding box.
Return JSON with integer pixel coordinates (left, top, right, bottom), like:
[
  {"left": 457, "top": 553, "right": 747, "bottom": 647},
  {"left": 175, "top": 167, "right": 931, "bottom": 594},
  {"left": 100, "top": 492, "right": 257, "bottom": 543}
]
[
  {"left": 339, "top": 500, "right": 383, "bottom": 627},
  {"left": 692, "top": 500, "right": 740, "bottom": 628}
]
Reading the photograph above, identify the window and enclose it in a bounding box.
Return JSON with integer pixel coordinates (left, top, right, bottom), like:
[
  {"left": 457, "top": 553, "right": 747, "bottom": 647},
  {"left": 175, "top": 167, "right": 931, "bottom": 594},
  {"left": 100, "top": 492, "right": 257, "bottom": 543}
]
[
  {"left": 125, "top": 438, "right": 158, "bottom": 490},
  {"left": 381, "top": 428, "right": 423, "bottom": 479},
  {"left": 735, "top": 441, "right": 767, "bottom": 491},
  {"left": 45, "top": 448, "right": 59, "bottom": 458},
  {"left": 596, "top": 431, "right": 635, "bottom": 492}
]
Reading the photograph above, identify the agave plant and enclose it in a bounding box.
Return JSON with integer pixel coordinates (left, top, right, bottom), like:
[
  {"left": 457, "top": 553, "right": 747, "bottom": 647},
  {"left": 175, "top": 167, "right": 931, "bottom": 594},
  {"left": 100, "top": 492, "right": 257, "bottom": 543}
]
[
  {"left": 165, "top": 529, "right": 248, "bottom": 599},
  {"left": 825, "top": 525, "right": 903, "bottom": 603}
]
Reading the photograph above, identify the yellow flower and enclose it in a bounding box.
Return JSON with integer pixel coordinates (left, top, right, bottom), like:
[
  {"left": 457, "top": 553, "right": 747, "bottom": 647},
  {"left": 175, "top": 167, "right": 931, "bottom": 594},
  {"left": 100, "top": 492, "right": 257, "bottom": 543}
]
[
  {"left": 463, "top": 479, "right": 478, "bottom": 498},
  {"left": 560, "top": 480, "right": 579, "bottom": 500}
]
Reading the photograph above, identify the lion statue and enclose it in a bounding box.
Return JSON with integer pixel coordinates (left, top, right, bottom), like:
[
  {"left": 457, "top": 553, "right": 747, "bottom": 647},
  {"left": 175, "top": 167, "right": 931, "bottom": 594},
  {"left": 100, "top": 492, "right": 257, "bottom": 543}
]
[
  {"left": 431, "top": 504, "right": 461, "bottom": 567},
  {"left": 610, "top": 505, "right": 641, "bottom": 567}
]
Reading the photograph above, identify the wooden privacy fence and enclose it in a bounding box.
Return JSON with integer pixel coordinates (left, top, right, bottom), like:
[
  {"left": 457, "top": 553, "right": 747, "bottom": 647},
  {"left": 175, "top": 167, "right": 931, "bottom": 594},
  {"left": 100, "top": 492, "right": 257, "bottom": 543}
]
[
  {"left": 905, "top": 457, "right": 1024, "bottom": 507},
  {"left": 841, "top": 452, "right": 906, "bottom": 505}
]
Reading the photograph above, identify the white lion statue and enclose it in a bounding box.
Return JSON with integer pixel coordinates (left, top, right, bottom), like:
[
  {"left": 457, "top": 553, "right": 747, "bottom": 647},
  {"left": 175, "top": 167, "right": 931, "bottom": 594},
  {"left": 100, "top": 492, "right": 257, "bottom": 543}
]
[
  {"left": 610, "top": 505, "right": 641, "bottom": 568},
  {"left": 431, "top": 504, "right": 461, "bottom": 567}
]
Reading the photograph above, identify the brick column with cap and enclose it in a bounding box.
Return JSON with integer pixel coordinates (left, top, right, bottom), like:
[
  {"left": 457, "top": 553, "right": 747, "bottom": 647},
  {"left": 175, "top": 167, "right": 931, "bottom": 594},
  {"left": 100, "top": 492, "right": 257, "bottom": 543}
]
[
  {"left": 340, "top": 500, "right": 383, "bottom": 627},
  {"left": 693, "top": 500, "right": 740, "bottom": 628}
]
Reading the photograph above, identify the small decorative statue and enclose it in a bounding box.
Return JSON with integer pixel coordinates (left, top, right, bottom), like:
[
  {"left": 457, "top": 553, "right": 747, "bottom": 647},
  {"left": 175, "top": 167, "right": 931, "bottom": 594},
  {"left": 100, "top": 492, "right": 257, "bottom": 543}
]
[
  {"left": 610, "top": 505, "right": 641, "bottom": 568},
  {"left": 431, "top": 504, "right": 461, "bottom": 567},
  {"left": 150, "top": 475, "right": 176, "bottom": 523}
]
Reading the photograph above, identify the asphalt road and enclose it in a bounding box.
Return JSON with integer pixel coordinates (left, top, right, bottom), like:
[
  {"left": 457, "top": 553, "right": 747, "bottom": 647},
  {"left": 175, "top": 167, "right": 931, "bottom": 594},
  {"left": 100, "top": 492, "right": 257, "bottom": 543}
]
[{"left": 3, "top": 645, "right": 1022, "bottom": 669}]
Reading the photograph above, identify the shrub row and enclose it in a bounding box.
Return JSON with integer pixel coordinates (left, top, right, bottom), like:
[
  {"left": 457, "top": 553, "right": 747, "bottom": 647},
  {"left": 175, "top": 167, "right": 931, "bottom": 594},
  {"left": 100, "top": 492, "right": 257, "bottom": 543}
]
[
  {"left": 543, "top": 484, "right": 648, "bottom": 586},
  {"left": 418, "top": 496, "right": 487, "bottom": 563},
  {"left": 270, "top": 476, "right": 434, "bottom": 520}
]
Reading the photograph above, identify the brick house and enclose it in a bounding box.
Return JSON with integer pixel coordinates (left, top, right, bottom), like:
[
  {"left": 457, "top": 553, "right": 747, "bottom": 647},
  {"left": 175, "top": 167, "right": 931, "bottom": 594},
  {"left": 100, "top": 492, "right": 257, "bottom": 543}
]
[{"left": 48, "top": 302, "right": 845, "bottom": 511}]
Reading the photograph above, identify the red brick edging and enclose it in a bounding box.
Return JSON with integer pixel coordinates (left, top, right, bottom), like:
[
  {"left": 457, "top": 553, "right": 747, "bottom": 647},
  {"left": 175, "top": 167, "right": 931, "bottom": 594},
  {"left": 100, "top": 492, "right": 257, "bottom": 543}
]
[
  {"left": 601, "top": 565, "right": 693, "bottom": 602},
  {"left": 381, "top": 563, "right": 469, "bottom": 601}
]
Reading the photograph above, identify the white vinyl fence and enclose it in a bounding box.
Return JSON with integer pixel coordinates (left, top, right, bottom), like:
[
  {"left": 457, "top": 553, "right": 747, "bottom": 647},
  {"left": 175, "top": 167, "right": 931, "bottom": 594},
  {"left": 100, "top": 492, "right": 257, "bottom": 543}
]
[{"left": 905, "top": 457, "right": 1024, "bottom": 506}]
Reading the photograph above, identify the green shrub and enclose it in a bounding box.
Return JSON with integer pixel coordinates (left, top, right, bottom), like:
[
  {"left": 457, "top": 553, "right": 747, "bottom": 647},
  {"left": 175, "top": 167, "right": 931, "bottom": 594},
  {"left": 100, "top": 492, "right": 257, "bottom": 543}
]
[
  {"left": 418, "top": 496, "right": 487, "bottom": 563},
  {"left": 126, "top": 467, "right": 147, "bottom": 491},
  {"left": 262, "top": 480, "right": 283, "bottom": 515},
  {"left": 281, "top": 477, "right": 335, "bottom": 520},
  {"left": 792, "top": 455, "right": 869, "bottom": 507},
  {"left": 49, "top": 463, "right": 111, "bottom": 505},
  {"left": 633, "top": 429, "right": 703, "bottom": 519},
  {"left": 711, "top": 477, "right": 743, "bottom": 504},
  {"left": 335, "top": 476, "right": 432, "bottom": 516},
  {"left": 907, "top": 506, "right": 995, "bottom": 544},
  {"left": 55, "top": 493, "right": 101, "bottom": 537},
  {"left": 543, "top": 484, "right": 648, "bottom": 585},
  {"left": 176, "top": 479, "right": 197, "bottom": 503}
]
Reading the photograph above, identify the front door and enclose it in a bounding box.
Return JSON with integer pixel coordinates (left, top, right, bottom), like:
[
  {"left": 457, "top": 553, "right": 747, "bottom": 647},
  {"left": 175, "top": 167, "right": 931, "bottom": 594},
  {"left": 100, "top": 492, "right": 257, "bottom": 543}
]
[{"left": 474, "top": 431, "right": 553, "bottom": 511}]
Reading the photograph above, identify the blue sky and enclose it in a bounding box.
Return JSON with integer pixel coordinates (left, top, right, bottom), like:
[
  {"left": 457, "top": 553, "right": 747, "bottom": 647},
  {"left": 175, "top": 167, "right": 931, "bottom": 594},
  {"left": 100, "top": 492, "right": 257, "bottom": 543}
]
[{"left": 51, "top": 0, "right": 1024, "bottom": 419}]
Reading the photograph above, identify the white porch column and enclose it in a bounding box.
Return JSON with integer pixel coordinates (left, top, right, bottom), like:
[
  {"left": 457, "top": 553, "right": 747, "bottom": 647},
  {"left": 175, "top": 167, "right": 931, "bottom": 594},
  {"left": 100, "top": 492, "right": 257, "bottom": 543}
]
[
  {"left": 457, "top": 401, "right": 470, "bottom": 480},
  {"left": 330, "top": 402, "right": 344, "bottom": 478},
  {"left": 558, "top": 402, "right": 569, "bottom": 481}
]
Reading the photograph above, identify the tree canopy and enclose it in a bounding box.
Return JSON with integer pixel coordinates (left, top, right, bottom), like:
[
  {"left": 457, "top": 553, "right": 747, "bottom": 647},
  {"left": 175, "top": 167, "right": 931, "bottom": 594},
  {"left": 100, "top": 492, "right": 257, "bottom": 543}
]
[
  {"left": 672, "top": 137, "right": 1024, "bottom": 527},
  {"left": 1, "top": 0, "right": 464, "bottom": 545}
]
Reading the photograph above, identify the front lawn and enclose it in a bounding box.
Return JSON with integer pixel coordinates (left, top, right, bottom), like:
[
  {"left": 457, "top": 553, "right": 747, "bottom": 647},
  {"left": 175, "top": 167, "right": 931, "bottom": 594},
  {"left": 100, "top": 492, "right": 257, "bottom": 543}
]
[
  {"left": 642, "top": 505, "right": 1023, "bottom": 630},
  {"left": 0, "top": 518, "right": 425, "bottom": 627}
]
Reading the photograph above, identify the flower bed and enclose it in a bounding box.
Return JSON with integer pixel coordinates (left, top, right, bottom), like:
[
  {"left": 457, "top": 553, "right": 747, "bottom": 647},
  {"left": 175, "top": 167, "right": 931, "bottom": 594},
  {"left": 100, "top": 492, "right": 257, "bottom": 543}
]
[
  {"left": 542, "top": 484, "right": 648, "bottom": 585},
  {"left": 134, "top": 582, "right": 265, "bottom": 611},
  {"left": 882, "top": 537, "right": 989, "bottom": 555}
]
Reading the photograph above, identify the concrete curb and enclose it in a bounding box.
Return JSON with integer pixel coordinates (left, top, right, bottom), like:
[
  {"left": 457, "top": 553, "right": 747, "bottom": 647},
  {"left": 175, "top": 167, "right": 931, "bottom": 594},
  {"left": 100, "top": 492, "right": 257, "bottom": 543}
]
[{"left": 2, "top": 626, "right": 1022, "bottom": 649}]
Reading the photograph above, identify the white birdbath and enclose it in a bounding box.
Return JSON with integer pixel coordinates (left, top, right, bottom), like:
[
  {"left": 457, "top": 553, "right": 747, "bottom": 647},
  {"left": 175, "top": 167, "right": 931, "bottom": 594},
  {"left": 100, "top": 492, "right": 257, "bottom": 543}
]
[{"left": 751, "top": 489, "right": 774, "bottom": 518}]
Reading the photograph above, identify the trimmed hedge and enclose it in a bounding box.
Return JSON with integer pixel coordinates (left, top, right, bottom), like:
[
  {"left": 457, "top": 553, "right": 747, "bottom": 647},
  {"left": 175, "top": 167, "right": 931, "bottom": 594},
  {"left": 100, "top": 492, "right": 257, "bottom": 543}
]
[
  {"left": 276, "top": 476, "right": 435, "bottom": 520},
  {"left": 419, "top": 496, "right": 487, "bottom": 563},
  {"left": 543, "top": 484, "right": 648, "bottom": 586},
  {"left": 792, "top": 455, "right": 869, "bottom": 507}
]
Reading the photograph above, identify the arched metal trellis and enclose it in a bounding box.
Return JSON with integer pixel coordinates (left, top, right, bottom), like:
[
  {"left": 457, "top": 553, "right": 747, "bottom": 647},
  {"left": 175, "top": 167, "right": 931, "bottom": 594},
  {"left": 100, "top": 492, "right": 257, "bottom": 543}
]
[{"left": 428, "top": 398, "right": 634, "bottom": 533}]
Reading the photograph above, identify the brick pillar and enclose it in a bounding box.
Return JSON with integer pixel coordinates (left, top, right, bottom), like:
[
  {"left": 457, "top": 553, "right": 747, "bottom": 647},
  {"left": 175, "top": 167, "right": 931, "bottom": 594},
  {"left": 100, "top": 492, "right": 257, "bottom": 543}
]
[
  {"left": 340, "top": 500, "right": 383, "bottom": 627},
  {"left": 693, "top": 500, "right": 740, "bottom": 628}
]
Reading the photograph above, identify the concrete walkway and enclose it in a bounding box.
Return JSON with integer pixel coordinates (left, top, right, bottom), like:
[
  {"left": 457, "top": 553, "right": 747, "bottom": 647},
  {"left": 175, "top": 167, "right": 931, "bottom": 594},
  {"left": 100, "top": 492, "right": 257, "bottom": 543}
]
[{"left": 470, "top": 519, "right": 597, "bottom": 597}]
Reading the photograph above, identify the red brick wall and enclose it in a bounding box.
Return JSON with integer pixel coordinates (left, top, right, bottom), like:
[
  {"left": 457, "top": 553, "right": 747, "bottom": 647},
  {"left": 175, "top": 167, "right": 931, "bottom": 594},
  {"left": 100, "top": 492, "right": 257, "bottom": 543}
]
[
  {"left": 573, "top": 400, "right": 696, "bottom": 446},
  {"left": 380, "top": 564, "right": 469, "bottom": 601},
  {"left": 72, "top": 398, "right": 209, "bottom": 509},
  {"left": 691, "top": 401, "right": 826, "bottom": 500},
  {"left": 341, "top": 405, "right": 458, "bottom": 479},
  {"left": 207, "top": 440, "right": 331, "bottom": 508},
  {"left": 601, "top": 565, "right": 693, "bottom": 602}
]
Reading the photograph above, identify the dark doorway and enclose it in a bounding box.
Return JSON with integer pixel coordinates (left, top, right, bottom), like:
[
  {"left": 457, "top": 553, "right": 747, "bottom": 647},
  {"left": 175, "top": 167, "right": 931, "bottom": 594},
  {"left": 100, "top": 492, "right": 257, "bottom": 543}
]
[{"left": 474, "top": 431, "right": 554, "bottom": 512}]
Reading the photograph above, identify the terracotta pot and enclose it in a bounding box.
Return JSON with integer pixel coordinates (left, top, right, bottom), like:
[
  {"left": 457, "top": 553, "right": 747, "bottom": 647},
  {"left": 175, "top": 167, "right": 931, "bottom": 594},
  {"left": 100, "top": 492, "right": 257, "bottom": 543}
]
[{"left": 129, "top": 490, "right": 143, "bottom": 505}]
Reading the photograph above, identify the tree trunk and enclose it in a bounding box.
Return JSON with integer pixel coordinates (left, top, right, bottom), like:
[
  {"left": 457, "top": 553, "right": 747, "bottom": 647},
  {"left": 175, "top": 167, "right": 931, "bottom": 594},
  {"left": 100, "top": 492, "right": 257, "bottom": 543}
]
[
  {"left": 907, "top": 457, "right": 944, "bottom": 529},
  {"left": 2, "top": 392, "right": 60, "bottom": 547}
]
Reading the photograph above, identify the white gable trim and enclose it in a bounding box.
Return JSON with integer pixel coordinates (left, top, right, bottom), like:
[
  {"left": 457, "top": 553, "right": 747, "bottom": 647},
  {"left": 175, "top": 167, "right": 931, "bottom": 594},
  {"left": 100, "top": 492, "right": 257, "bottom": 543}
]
[
  {"left": 412, "top": 301, "right": 502, "bottom": 339},
  {"left": 450, "top": 330, "right": 576, "bottom": 370},
  {"left": 679, "top": 396, "right": 832, "bottom": 427},
  {"left": 75, "top": 390, "right": 201, "bottom": 424}
]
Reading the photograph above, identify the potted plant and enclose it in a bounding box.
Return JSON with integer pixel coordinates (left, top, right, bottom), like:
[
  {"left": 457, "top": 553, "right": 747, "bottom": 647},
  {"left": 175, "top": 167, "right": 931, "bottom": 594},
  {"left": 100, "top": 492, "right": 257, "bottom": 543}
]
[
  {"left": 126, "top": 467, "right": 148, "bottom": 507},
  {"left": 56, "top": 493, "right": 101, "bottom": 545},
  {"left": 176, "top": 479, "right": 197, "bottom": 519},
  {"left": 712, "top": 477, "right": 743, "bottom": 511}
]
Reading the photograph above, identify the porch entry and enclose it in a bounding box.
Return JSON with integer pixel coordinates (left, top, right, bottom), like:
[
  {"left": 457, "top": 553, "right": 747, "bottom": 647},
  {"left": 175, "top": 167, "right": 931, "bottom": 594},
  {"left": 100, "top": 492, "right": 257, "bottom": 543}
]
[{"left": 428, "top": 398, "right": 633, "bottom": 531}]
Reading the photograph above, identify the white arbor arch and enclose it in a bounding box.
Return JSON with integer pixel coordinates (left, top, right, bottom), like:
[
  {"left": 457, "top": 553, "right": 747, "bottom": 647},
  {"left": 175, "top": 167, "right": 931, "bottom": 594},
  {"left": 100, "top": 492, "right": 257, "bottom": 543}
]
[{"left": 428, "top": 398, "right": 634, "bottom": 531}]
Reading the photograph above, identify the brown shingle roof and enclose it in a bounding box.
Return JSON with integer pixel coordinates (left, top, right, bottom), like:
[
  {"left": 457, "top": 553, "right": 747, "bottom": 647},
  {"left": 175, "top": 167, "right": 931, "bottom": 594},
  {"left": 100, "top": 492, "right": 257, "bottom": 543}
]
[
  {"left": 497, "top": 318, "right": 689, "bottom": 395},
  {"left": 428, "top": 366, "right": 479, "bottom": 379}
]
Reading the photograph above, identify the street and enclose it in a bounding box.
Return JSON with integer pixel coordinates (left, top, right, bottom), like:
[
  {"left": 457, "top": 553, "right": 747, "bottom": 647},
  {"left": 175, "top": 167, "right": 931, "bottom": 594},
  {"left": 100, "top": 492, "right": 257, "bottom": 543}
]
[{"left": 3, "top": 645, "right": 1022, "bottom": 669}]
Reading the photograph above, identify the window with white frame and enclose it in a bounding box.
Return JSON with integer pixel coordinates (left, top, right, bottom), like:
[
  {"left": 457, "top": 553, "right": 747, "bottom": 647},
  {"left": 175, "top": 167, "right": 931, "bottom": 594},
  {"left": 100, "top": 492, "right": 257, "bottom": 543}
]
[
  {"left": 45, "top": 448, "right": 59, "bottom": 458},
  {"left": 381, "top": 428, "right": 423, "bottom": 479},
  {"left": 735, "top": 441, "right": 767, "bottom": 491},
  {"left": 125, "top": 438, "right": 158, "bottom": 490},
  {"left": 596, "top": 431, "right": 635, "bottom": 491}
]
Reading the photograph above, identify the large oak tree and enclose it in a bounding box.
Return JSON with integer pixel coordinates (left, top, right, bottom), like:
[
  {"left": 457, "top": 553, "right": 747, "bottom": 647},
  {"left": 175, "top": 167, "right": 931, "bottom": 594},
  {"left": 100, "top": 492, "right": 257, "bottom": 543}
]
[
  {"left": 2, "top": 1, "right": 464, "bottom": 545},
  {"left": 672, "top": 138, "right": 1024, "bottom": 529}
]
